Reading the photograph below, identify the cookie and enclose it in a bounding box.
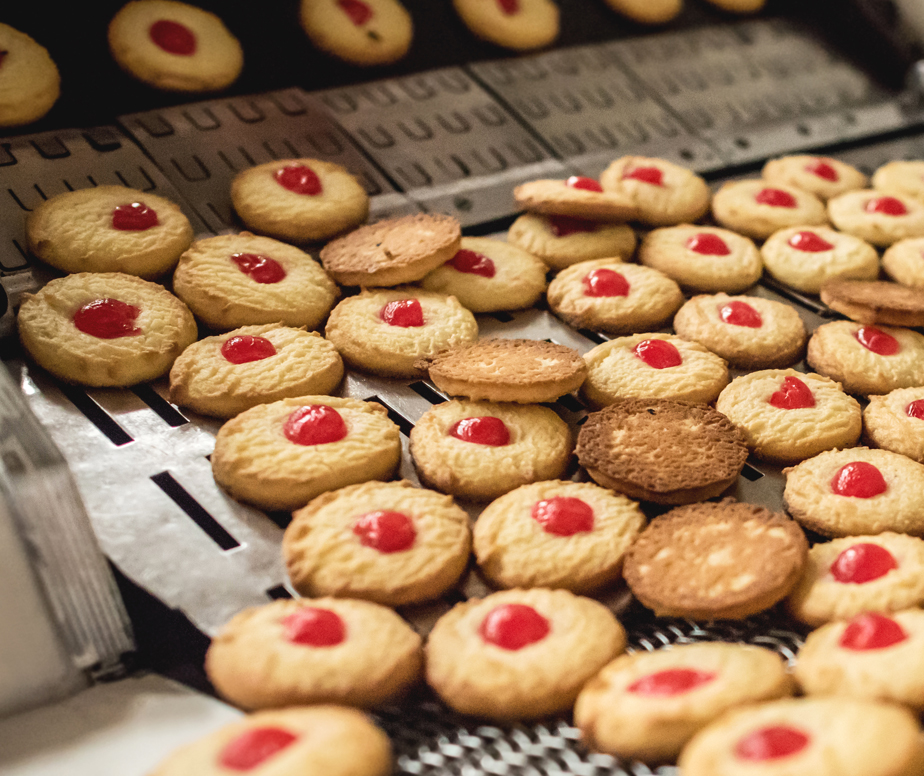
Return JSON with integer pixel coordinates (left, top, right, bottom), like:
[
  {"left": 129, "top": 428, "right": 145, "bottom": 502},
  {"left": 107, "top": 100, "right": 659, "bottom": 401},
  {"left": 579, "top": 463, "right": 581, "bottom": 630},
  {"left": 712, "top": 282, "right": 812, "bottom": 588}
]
[
  {"left": 882, "top": 237, "right": 924, "bottom": 287},
  {"left": 871, "top": 159, "right": 924, "bottom": 202},
  {"left": 26, "top": 185, "right": 194, "bottom": 279},
  {"left": 575, "top": 399, "right": 748, "bottom": 505},
  {"left": 701, "top": 0, "right": 766, "bottom": 11},
  {"left": 168, "top": 324, "right": 344, "bottom": 419},
  {"left": 711, "top": 179, "right": 827, "bottom": 240},
  {"left": 409, "top": 399, "right": 572, "bottom": 501},
  {"left": 282, "top": 480, "right": 471, "bottom": 606},
  {"left": 513, "top": 176, "right": 638, "bottom": 222},
  {"left": 581, "top": 332, "right": 729, "bottom": 407},
  {"left": 320, "top": 213, "right": 461, "bottom": 287},
  {"left": 575, "top": 643, "right": 793, "bottom": 763},
  {"left": 324, "top": 287, "right": 478, "bottom": 379},
  {"left": 0, "top": 23, "right": 60, "bottom": 127},
  {"left": 828, "top": 189, "right": 924, "bottom": 247},
  {"left": 546, "top": 259, "right": 684, "bottom": 334},
  {"left": 230, "top": 159, "right": 370, "bottom": 245},
  {"left": 863, "top": 386, "right": 924, "bottom": 463},
  {"left": 600, "top": 0, "right": 682, "bottom": 24},
  {"left": 507, "top": 212, "right": 636, "bottom": 271},
  {"left": 715, "top": 369, "right": 862, "bottom": 464},
  {"left": 172, "top": 233, "right": 338, "bottom": 331},
  {"left": 204, "top": 597, "right": 422, "bottom": 710},
  {"left": 672, "top": 293, "right": 807, "bottom": 370},
  {"left": 299, "top": 0, "right": 413, "bottom": 66},
  {"left": 17, "top": 272, "right": 197, "bottom": 388},
  {"left": 820, "top": 280, "right": 924, "bottom": 327},
  {"left": 637, "top": 225, "right": 763, "bottom": 293},
  {"left": 108, "top": 0, "right": 243, "bottom": 92},
  {"left": 452, "top": 0, "right": 559, "bottom": 51},
  {"left": 472, "top": 479, "right": 645, "bottom": 593},
  {"left": 762, "top": 155, "right": 868, "bottom": 201},
  {"left": 210, "top": 396, "right": 401, "bottom": 512},
  {"left": 760, "top": 226, "right": 879, "bottom": 294},
  {"left": 424, "top": 588, "right": 625, "bottom": 721},
  {"left": 806, "top": 320, "right": 924, "bottom": 395}
]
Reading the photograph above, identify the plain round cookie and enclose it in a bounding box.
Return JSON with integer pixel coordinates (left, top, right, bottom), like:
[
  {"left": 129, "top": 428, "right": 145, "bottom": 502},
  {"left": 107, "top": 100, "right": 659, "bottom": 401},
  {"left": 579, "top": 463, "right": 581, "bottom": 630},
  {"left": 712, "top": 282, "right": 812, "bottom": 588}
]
[
  {"left": 673, "top": 293, "right": 807, "bottom": 369},
  {"left": 18, "top": 272, "right": 197, "bottom": 388},
  {"left": 701, "top": 0, "right": 766, "bottom": 11},
  {"left": 828, "top": 189, "right": 924, "bottom": 247},
  {"left": 601, "top": 0, "right": 682, "bottom": 24},
  {"left": 168, "top": 325, "right": 344, "bottom": 419},
  {"left": 711, "top": 179, "right": 827, "bottom": 240},
  {"left": 172, "top": 233, "right": 338, "bottom": 331},
  {"left": 108, "top": 0, "right": 243, "bottom": 92},
  {"left": 230, "top": 159, "right": 369, "bottom": 244},
  {"left": 204, "top": 597, "right": 422, "bottom": 710},
  {"left": 513, "top": 177, "right": 638, "bottom": 222},
  {"left": 715, "top": 369, "right": 862, "bottom": 464},
  {"left": 575, "top": 643, "right": 793, "bottom": 763},
  {"left": 409, "top": 399, "right": 572, "bottom": 501},
  {"left": 864, "top": 386, "right": 924, "bottom": 463},
  {"left": 872, "top": 159, "right": 924, "bottom": 202},
  {"left": 472, "top": 480, "right": 645, "bottom": 593},
  {"left": 282, "top": 480, "right": 471, "bottom": 606},
  {"left": 26, "top": 186, "right": 193, "bottom": 279},
  {"left": 820, "top": 280, "right": 924, "bottom": 327},
  {"left": 324, "top": 287, "right": 478, "bottom": 378},
  {"left": 452, "top": 0, "right": 559, "bottom": 50},
  {"left": 210, "top": 396, "right": 401, "bottom": 512},
  {"left": 507, "top": 212, "right": 636, "bottom": 270},
  {"left": 882, "top": 237, "right": 924, "bottom": 287},
  {"left": 0, "top": 24, "right": 60, "bottom": 128},
  {"left": 299, "top": 0, "right": 413, "bottom": 66},
  {"left": 425, "top": 588, "right": 625, "bottom": 721},
  {"left": 762, "top": 155, "right": 868, "bottom": 201}
]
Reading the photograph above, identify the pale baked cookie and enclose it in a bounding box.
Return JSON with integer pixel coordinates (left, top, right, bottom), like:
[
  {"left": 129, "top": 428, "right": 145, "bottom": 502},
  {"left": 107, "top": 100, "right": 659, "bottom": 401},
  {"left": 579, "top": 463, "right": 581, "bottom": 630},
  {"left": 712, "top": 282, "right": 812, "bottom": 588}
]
[
  {"left": 820, "top": 280, "right": 924, "bottom": 327},
  {"left": 425, "top": 588, "right": 625, "bottom": 721},
  {"left": 452, "top": 0, "right": 559, "bottom": 51},
  {"left": 282, "top": 480, "right": 471, "bottom": 606},
  {"left": 715, "top": 369, "right": 862, "bottom": 464},
  {"left": 786, "top": 532, "right": 924, "bottom": 627},
  {"left": 324, "top": 287, "right": 478, "bottom": 378},
  {"left": 210, "top": 396, "right": 401, "bottom": 512},
  {"left": 108, "top": 0, "right": 243, "bottom": 92},
  {"left": 762, "top": 155, "right": 868, "bottom": 201},
  {"left": 148, "top": 706, "right": 391, "bottom": 776},
  {"left": 575, "top": 399, "right": 748, "bottom": 505},
  {"left": 26, "top": 186, "right": 193, "bottom": 279},
  {"left": 637, "top": 225, "right": 763, "bottom": 293},
  {"left": 828, "top": 189, "right": 924, "bottom": 247},
  {"left": 169, "top": 325, "right": 344, "bottom": 419},
  {"left": 18, "top": 272, "right": 197, "bottom": 388},
  {"left": 299, "top": 0, "right": 413, "bottom": 66},
  {"left": 882, "top": 236, "right": 924, "bottom": 287},
  {"left": 581, "top": 332, "right": 729, "bottom": 407},
  {"left": 418, "top": 237, "right": 548, "bottom": 313},
  {"left": 872, "top": 159, "right": 924, "bottom": 202},
  {"left": 599, "top": 157, "right": 711, "bottom": 227},
  {"left": 472, "top": 480, "right": 645, "bottom": 593},
  {"left": 0, "top": 24, "right": 60, "bottom": 128},
  {"left": 673, "top": 293, "right": 807, "bottom": 370},
  {"left": 204, "top": 597, "right": 422, "bottom": 710},
  {"left": 507, "top": 212, "right": 636, "bottom": 270},
  {"left": 513, "top": 176, "right": 638, "bottom": 222},
  {"left": 711, "top": 180, "right": 827, "bottom": 240},
  {"left": 806, "top": 320, "right": 924, "bottom": 395},
  {"left": 601, "top": 0, "right": 682, "bottom": 24},
  {"left": 864, "top": 386, "right": 924, "bottom": 463},
  {"left": 575, "top": 643, "right": 793, "bottom": 763},
  {"left": 172, "top": 233, "right": 338, "bottom": 331},
  {"left": 409, "top": 400, "right": 572, "bottom": 501},
  {"left": 701, "top": 0, "right": 766, "bottom": 11},
  {"left": 760, "top": 226, "right": 879, "bottom": 294},
  {"left": 230, "top": 159, "right": 369, "bottom": 244}
]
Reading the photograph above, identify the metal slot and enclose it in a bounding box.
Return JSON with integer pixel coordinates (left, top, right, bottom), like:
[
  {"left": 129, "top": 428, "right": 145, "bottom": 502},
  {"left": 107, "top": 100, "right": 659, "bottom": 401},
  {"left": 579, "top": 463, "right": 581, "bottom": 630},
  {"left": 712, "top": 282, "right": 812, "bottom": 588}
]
[
  {"left": 59, "top": 385, "right": 134, "bottom": 447},
  {"left": 130, "top": 385, "right": 188, "bottom": 428},
  {"left": 150, "top": 471, "right": 239, "bottom": 551},
  {"left": 741, "top": 463, "right": 765, "bottom": 481},
  {"left": 365, "top": 395, "right": 414, "bottom": 437},
  {"left": 266, "top": 585, "right": 293, "bottom": 600}
]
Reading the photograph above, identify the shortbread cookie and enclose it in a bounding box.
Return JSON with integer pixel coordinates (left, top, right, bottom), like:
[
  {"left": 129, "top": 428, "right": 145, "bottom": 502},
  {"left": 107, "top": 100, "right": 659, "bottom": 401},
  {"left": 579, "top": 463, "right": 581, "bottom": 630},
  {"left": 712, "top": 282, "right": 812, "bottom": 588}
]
[
  {"left": 205, "top": 597, "right": 422, "bottom": 710},
  {"left": 715, "top": 369, "right": 862, "bottom": 464},
  {"left": 673, "top": 293, "right": 807, "bottom": 370},
  {"left": 320, "top": 213, "right": 461, "bottom": 287},
  {"left": 299, "top": 0, "right": 413, "bottom": 66},
  {"left": 231, "top": 159, "right": 369, "bottom": 244},
  {"left": 211, "top": 396, "right": 401, "bottom": 512},
  {"left": 419, "top": 237, "right": 548, "bottom": 313},
  {"left": 575, "top": 399, "right": 748, "bottom": 505},
  {"left": 601, "top": 0, "right": 682, "bottom": 24},
  {"left": 452, "top": 0, "right": 559, "bottom": 51},
  {"left": 820, "top": 280, "right": 924, "bottom": 327},
  {"left": 760, "top": 226, "right": 879, "bottom": 294},
  {"left": 581, "top": 333, "right": 729, "bottom": 407},
  {"left": 27, "top": 186, "right": 194, "bottom": 280},
  {"left": 507, "top": 212, "right": 636, "bottom": 270},
  {"left": 786, "top": 532, "right": 924, "bottom": 627},
  {"left": 882, "top": 237, "right": 924, "bottom": 287},
  {"left": 283, "top": 480, "right": 471, "bottom": 606},
  {"left": 472, "top": 480, "right": 645, "bottom": 593},
  {"left": 599, "top": 157, "right": 711, "bottom": 227},
  {"left": 425, "top": 588, "right": 625, "bottom": 720},
  {"left": 108, "top": 0, "right": 243, "bottom": 92},
  {"left": 324, "top": 287, "right": 478, "bottom": 378},
  {"left": 701, "top": 0, "right": 766, "bottom": 11},
  {"left": 0, "top": 24, "right": 60, "bottom": 127},
  {"left": 762, "top": 155, "right": 868, "bottom": 201},
  {"left": 169, "top": 325, "right": 344, "bottom": 418},
  {"left": 863, "top": 386, "right": 924, "bottom": 463},
  {"left": 409, "top": 400, "right": 572, "bottom": 501},
  {"left": 148, "top": 706, "right": 391, "bottom": 776},
  {"left": 18, "top": 272, "right": 197, "bottom": 388},
  {"left": 173, "top": 233, "right": 338, "bottom": 331},
  {"left": 575, "top": 643, "right": 793, "bottom": 763},
  {"left": 711, "top": 180, "right": 827, "bottom": 240},
  {"left": 872, "top": 159, "right": 924, "bottom": 202},
  {"left": 806, "top": 320, "right": 924, "bottom": 395},
  {"left": 513, "top": 176, "right": 638, "bottom": 222},
  {"left": 828, "top": 189, "right": 924, "bottom": 247},
  {"left": 637, "top": 225, "right": 763, "bottom": 293}
]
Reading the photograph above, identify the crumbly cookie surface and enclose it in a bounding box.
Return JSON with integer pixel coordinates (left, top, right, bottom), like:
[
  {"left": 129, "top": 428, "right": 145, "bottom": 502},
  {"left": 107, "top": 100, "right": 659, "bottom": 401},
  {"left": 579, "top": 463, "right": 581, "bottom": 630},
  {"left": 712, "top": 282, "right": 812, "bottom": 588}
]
[
  {"left": 762, "top": 155, "right": 868, "bottom": 201},
  {"left": 599, "top": 157, "right": 711, "bottom": 227},
  {"left": 828, "top": 189, "right": 924, "bottom": 247},
  {"left": 711, "top": 179, "right": 827, "bottom": 240},
  {"left": 882, "top": 236, "right": 924, "bottom": 287},
  {"left": 452, "top": 0, "right": 559, "bottom": 50},
  {"left": 299, "top": 0, "right": 413, "bottom": 65},
  {"left": 513, "top": 178, "right": 638, "bottom": 222},
  {"left": 0, "top": 23, "right": 60, "bottom": 127},
  {"left": 820, "top": 280, "right": 924, "bottom": 327},
  {"left": 507, "top": 213, "right": 636, "bottom": 270},
  {"left": 863, "top": 386, "right": 924, "bottom": 463}
]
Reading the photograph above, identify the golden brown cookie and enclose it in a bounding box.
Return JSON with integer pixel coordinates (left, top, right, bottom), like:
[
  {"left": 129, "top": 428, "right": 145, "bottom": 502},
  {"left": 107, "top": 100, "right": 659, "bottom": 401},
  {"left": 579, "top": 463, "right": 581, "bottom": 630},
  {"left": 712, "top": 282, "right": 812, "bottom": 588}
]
[
  {"left": 0, "top": 23, "right": 60, "bottom": 127},
  {"left": 700, "top": 0, "right": 766, "bottom": 11},
  {"left": 600, "top": 0, "right": 682, "bottom": 24},
  {"left": 299, "top": 0, "right": 413, "bottom": 66},
  {"left": 762, "top": 155, "right": 868, "bottom": 201},
  {"left": 882, "top": 236, "right": 924, "bottom": 288},
  {"left": 711, "top": 179, "right": 827, "bottom": 240},
  {"left": 452, "top": 0, "right": 560, "bottom": 51},
  {"left": 828, "top": 189, "right": 924, "bottom": 247},
  {"left": 820, "top": 280, "right": 924, "bottom": 327},
  {"left": 513, "top": 176, "right": 638, "bottom": 222},
  {"left": 507, "top": 212, "right": 636, "bottom": 270},
  {"left": 872, "top": 159, "right": 924, "bottom": 202},
  {"left": 863, "top": 386, "right": 924, "bottom": 463}
]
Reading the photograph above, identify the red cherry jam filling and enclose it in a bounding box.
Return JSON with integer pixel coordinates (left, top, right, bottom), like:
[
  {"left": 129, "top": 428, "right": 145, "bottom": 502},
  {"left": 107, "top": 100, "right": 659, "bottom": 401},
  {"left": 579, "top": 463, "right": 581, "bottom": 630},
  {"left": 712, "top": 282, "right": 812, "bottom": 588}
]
[
  {"left": 380, "top": 299, "right": 424, "bottom": 327},
  {"left": 449, "top": 249, "right": 496, "bottom": 278},
  {"left": 805, "top": 158, "right": 839, "bottom": 181},
  {"left": 274, "top": 163, "right": 323, "bottom": 196},
  {"left": 498, "top": 0, "right": 520, "bottom": 14},
  {"left": 840, "top": 612, "right": 907, "bottom": 651},
  {"left": 353, "top": 511, "right": 416, "bottom": 553},
  {"left": 218, "top": 727, "right": 298, "bottom": 771},
  {"left": 719, "top": 301, "right": 762, "bottom": 328},
  {"left": 149, "top": 20, "right": 197, "bottom": 56},
  {"left": 73, "top": 299, "right": 142, "bottom": 339},
  {"left": 449, "top": 417, "right": 510, "bottom": 446},
  {"left": 686, "top": 233, "right": 730, "bottom": 256},
  {"left": 855, "top": 326, "right": 900, "bottom": 356},
  {"left": 866, "top": 196, "right": 908, "bottom": 216},
  {"left": 338, "top": 0, "right": 373, "bottom": 25},
  {"left": 633, "top": 339, "right": 682, "bottom": 369},
  {"left": 627, "top": 668, "right": 717, "bottom": 697},
  {"left": 830, "top": 461, "right": 887, "bottom": 499},
  {"left": 907, "top": 399, "right": 924, "bottom": 420},
  {"left": 547, "top": 215, "right": 596, "bottom": 237},
  {"left": 221, "top": 335, "right": 277, "bottom": 364},
  {"left": 566, "top": 175, "right": 603, "bottom": 192},
  {"left": 583, "top": 268, "right": 629, "bottom": 297},
  {"left": 755, "top": 188, "right": 797, "bottom": 208},
  {"left": 283, "top": 405, "right": 347, "bottom": 446},
  {"left": 531, "top": 497, "right": 594, "bottom": 536},
  {"left": 480, "top": 604, "right": 549, "bottom": 650},
  {"left": 830, "top": 543, "right": 898, "bottom": 584},
  {"left": 282, "top": 607, "right": 346, "bottom": 647},
  {"left": 231, "top": 253, "right": 286, "bottom": 284},
  {"left": 623, "top": 166, "right": 664, "bottom": 186},
  {"left": 111, "top": 202, "right": 159, "bottom": 231},
  {"left": 788, "top": 231, "right": 833, "bottom": 252},
  {"left": 735, "top": 726, "right": 810, "bottom": 762},
  {"left": 768, "top": 375, "right": 815, "bottom": 409}
]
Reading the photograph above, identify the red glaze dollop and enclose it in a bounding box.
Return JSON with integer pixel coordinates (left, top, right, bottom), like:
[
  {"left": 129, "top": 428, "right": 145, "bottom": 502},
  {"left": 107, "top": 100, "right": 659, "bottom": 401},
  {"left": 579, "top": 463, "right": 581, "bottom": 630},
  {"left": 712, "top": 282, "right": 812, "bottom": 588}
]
[
  {"left": 449, "top": 417, "right": 510, "bottom": 446},
  {"left": 627, "top": 668, "right": 717, "bottom": 696},
  {"left": 111, "top": 202, "right": 159, "bottom": 231},
  {"left": 866, "top": 196, "right": 908, "bottom": 216},
  {"left": 734, "top": 726, "right": 810, "bottom": 761},
  {"left": 274, "top": 163, "right": 323, "bottom": 196},
  {"left": 149, "top": 20, "right": 197, "bottom": 55},
  {"left": 73, "top": 298, "right": 142, "bottom": 339},
  {"left": 338, "top": 0, "right": 373, "bottom": 25},
  {"left": 498, "top": 0, "right": 520, "bottom": 13},
  {"left": 805, "top": 158, "right": 839, "bottom": 181},
  {"left": 218, "top": 727, "right": 298, "bottom": 771},
  {"left": 768, "top": 375, "right": 815, "bottom": 409},
  {"left": 380, "top": 299, "right": 424, "bottom": 327},
  {"left": 830, "top": 543, "right": 898, "bottom": 584},
  {"left": 633, "top": 339, "right": 682, "bottom": 369},
  {"left": 449, "top": 249, "right": 496, "bottom": 278},
  {"left": 353, "top": 510, "right": 416, "bottom": 553},
  {"left": 719, "top": 301, "right": 762, "bottom": 328},
  {"left": 531, "top": 497, "right": 594, "bottom": 536},
  {"left": 906, "top": 399, "right": 924, "bottom": 420},
  {"left": 566, "top": 175, "right": 603, "bottom": 192},
  {"left": 547, "top": 215, "right": 596, "bottom": 237},
  {"left": 221, "top": 335, "right": 277, "bottom": 364},
  {"left": 755, "top": 188, "right": 797, "bottom": 208},
  {"left": 583, "top": 268, "right": 629, "bottom": 297},
  {"left": 231, "top": 253, "right": 287, "bottom": 284},
  {"left": 855, "top": 326, "right": 900, "bottom": 356},
  {"left": 686, "top": 233, "right": 731, "bottom": 256},
  {"left": 480, "top": 603, "right": 550, "bottom": 650},
  {"left": 282, "top": 607, "right": 346, "bottom": 647},
  {"left": 623, "top": 166, "right": 664, "bottom": 186},
  {"left": 788, "top": 231, "right": 833, "bottom": 252},
  {"left": 830, "top": 461, "right": 888, "bottom": 499},
  {"left": 839, "top": 611, "right": 908, "bottom": 651},
  {"left": 283, "top": 405, "right": 347, "bottom": 446}
]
